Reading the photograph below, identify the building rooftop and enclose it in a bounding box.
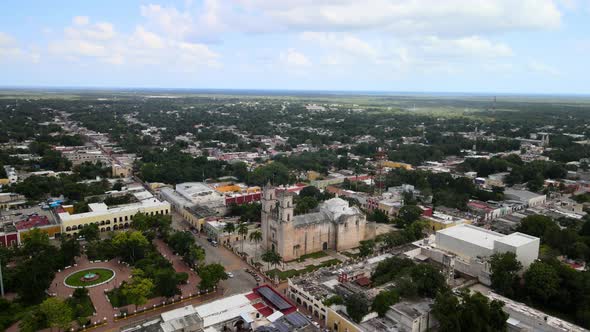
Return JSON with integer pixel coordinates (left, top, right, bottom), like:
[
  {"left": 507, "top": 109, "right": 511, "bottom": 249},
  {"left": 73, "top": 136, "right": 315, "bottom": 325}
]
[
  {"left": 437, "top": 224, "right": 504, "bottom": 250},
  {"left": 495, "top": 232, "right": 539, "bottom": 247}
]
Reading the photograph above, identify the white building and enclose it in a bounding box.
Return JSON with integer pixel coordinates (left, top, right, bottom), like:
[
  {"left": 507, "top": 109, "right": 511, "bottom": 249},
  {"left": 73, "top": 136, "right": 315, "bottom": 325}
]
[
  {"left": 436, "top": 224, "right": 539, "bottom": 268},
  {"left": 175, "top": 182, "right": 225, "bottom": 208},
  {"left": 504, "top": 189, "right": 546, "bottom": 207},
  {"left": 58, "top": 198, "right": 171, "bottom": 235},
  {"left": 414, "top": 224, "right": 539, "bottom": 286}
]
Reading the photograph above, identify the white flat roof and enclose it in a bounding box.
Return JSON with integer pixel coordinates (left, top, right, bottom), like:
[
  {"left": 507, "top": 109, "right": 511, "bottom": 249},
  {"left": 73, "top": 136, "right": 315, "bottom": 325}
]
[
  {"left": 161, "top": 305, "right": 197, "bottom": 322},
  {"left": 194, "top": 293, "right": 254, "bottom": 327},
  {"left": 58, "top": 198, "right": 170, "bottom": 222},
  {"left": 437, "top": 224, "right": 503, "bottom": 250},
  {"left": 495, "top": 232, "right": 538, "bottom": 247}
]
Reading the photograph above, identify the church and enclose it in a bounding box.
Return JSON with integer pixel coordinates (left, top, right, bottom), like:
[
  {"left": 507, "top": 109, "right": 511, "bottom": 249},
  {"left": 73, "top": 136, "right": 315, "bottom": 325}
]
[{"left": 261, "top": 185, "right": 367, "bottom": 261}]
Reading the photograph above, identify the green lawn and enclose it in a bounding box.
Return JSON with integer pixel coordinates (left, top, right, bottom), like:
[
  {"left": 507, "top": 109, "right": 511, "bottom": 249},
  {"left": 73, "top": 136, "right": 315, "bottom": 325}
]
[
  {"left": 64, "top": 268, "right": 114, "bottom": 287},
  {"left": 268, "top": 259, "right": 341, "bottom": 280},
  {"left": 285, "top": 251, "right": 328, "bottom": 263}
]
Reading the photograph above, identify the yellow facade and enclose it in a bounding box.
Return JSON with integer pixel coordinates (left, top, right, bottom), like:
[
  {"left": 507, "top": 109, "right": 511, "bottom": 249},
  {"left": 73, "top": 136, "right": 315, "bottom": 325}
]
[
  {"left": 326, "top": 308, "right": 362, "bottom": 332},
  {"left": 20, "top": 225, "right": 62, "bottom": 240},
  {"left": 59, "top": 202, "right": 170, "bottom": 235},
  {"left": 307, "top": 170, "right": 321, "bottom": 181},
  {"left": 427, "top": 217, "right": 472, "bottom": 232},
  {"left": 0, "top": 178, "right": 9, "bottom": 185},
  {"left": 381, "top": 160, "right": 413, "bottom": 170},
  {"left": 181, "top": 207, "right": 206, "bottom": 232}
]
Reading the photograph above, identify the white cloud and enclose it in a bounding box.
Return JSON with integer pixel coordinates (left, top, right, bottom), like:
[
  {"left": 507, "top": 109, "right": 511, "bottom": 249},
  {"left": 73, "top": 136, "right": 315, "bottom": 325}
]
[
  {"left": 528, "top": 60, "right": 561, "bottom": 76},
  {"left": 132, "top": 26, "right": 164, "bottom": 49},
  {"left": 420, "top": 36, "right": 513, "bottom": 58},
  {"left": 65, "top": 19, "right": 116, "bottom": 41},
  {"left": 73, "top": 16, "right": 90, "bottom": 26},
  {"left": 279, "top": 48, "right": 311, "bottom": 67},
  {"left": 301, "top": 32, "right": 378, "bottom": 59},
  {"left": 240, "top": 0, "right": 561, "bottom": 35},
  {"left": 47, "top": 16, "right": 220, "bottom": 69},
  {"left": 0, "top": 31, "right": 39, "bottom": 63}
]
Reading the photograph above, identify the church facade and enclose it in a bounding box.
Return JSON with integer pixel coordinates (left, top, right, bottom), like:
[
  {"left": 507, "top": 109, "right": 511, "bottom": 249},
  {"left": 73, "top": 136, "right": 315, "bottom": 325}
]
[{"left": 261, "top": 185, "right": 367, "bottom": 261}]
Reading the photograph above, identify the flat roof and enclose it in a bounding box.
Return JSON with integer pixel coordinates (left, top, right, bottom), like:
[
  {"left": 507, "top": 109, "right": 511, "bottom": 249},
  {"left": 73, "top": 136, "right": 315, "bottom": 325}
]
[
  {"left": 194, "top": 293, "right": 252, "bottom": 327},
  {"left": 161, "top": 305, "right": 197, "bottom": 322},
  {"left": 437, "top": 224, "right": 503, "bottom": 250},
  {"left": 495, "top": 232, "right": 539, "bottom": 247}
]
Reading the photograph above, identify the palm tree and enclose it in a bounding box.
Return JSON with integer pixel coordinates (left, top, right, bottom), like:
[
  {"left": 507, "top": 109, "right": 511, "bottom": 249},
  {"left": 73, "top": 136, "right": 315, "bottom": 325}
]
[
  {"left": 249, "top": 230, "right": 262, "bottom": 261},
  {"left": 261, "top": 249, "right": 282, "bottom": 271},
  {"left": 223, "top": 222, "right": 235, "bottom": 245},
  {"left": 237, "top": 222, "right": 249, "bottom": 255}
]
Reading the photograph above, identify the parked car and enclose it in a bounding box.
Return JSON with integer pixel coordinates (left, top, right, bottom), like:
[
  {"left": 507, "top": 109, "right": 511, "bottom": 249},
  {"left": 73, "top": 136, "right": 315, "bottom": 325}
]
[{"left": 226, "top": 272, "right": 234, "bottom": 278}]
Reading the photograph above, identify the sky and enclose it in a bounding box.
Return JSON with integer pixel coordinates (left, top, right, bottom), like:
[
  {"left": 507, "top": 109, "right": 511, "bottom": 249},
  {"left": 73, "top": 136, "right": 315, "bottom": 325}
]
[{"left": 0, "top": 0, "right": 589, "bottom": 94}]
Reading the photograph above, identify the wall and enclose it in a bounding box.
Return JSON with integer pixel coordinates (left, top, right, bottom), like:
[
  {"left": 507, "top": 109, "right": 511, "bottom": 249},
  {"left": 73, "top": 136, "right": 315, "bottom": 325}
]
[
  {"left": 61, "top": 203, "right": 170, "bottom": 235},
  {"left": 326, "top": 307, "right": 362, "bottom": 332},
  {"left": 435, "top": 232, "right": 494, "bottom": 260}
]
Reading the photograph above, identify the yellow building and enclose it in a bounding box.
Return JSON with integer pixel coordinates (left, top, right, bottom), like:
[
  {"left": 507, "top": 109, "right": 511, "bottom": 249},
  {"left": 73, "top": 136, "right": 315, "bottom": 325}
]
[
  {"left": 180, "top": 205, "right": 220, "bottom": 232},
  {"left": 57, "top": 199, "right": 170, "bottom": 235},
  {"left": 381, "top": 160, "right": 413, "bottom": 170},
  {"left": 0, "top": 178, "right": 10, "bottom": 186},
  {"left": 326, "top": 307, "right": 362, "bottom": 332},
  {"left": 307, "top": 170, "right": 321, "bottom": 181},
  {"left": 425, "top": 211, "right": 472, "bottom": 232}
]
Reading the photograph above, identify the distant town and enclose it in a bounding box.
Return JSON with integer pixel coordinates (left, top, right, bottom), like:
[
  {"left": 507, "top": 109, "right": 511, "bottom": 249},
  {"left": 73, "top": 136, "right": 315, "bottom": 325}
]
[{"left": 1, "top": 91, "right": 590, "bottom": 332}]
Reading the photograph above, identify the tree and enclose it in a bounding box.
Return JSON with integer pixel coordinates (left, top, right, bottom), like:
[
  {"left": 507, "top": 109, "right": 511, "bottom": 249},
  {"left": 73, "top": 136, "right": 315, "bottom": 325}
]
[
  {"left": 237, "top": 222, "right": 249, "bottom": 254},
  {"left": 358, "top": 240, "right": 375, "bottom": 257},
  {"left": 299, "top": 186, "right": 322, "bottom": 200},
  {"left": 249, "top": 230, "right": 263, "bottom": 261},
  {"left": 261, "top": 249, "right": 282, "bottom": 271},
  {"left": 409, "top": 264, "right": 447, "bottom": 298},
  {"left": 397, "top": 205, "right": 423, "bottom": 227},
  {"left": 526, "top": 173, "right": 545, "bottom": 192},
  {"left": 223, "top": 222, "right": 235, "bottom": 238},
  {"left": 121, "top": 270, "right": 154, "bottom": 310},
  {"left": 154, "top": 269, "right": 181, "bottom": 299},
  {"left": 372, "top": 289, "right": 400, "bottom": 317},
  {"left": 490, "top": 252, "right": 522, "bottom": 297},
  {"left": 113, "top": 231, "right": 149, "bottom": 263},
  {"left": 19, "top": 307, "right": 46, "bottom": 332},
  {"left": 184, "top": 245, "right": 206, "bottom": 268},
  {"left": 198, "top": 263, "right": 228, "bottom": 291},
  {"left": 58, "top": 236, "right": 81, "bottom": 268},
  {"left": 369, "top": 209, "right": 389, "bottom": 224},
  {"left": 524, "top": 261, "right": 560, "bottom": 305},
  {"left": 345, "top": 294, "right": 370, "bottom": 323},
  {"left": 167, "top": 231, "right": 195, "bottom": 256},
  {"left": 433, "top": 290, "right": 508, "bottom": 332},
  {"left": 432, "top": 291, "right": 461, "bottom": 332},
  {"left": 78, "top": 223, "right": 100, "bottom": 241},
  {"left": 517, "top": 215, "right": 558, "bottom": 238},
  {"left": 39, "top": 297, "right": 73, "bottom": 331},
  {"left": 294, "top": 196, "right": 318, "bottom": 215}
]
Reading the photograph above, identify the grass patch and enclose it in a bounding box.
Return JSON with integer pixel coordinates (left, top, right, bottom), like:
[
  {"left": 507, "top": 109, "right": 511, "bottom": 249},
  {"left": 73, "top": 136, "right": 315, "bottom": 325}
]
[
  {"left": 285, "top": 251, "right": 328, "bottom": 263},
  {"left": 64, "top": 268, "right": 114, "bottom": 287},
  {"left": 342, "top": 251, "right": 360, "bottom": 259},
  {"left": 268, "top": 259, "right": 341, "bottom": 280},
  {"left": 107, "top": 288, "right": 128, "bottom": 308}
]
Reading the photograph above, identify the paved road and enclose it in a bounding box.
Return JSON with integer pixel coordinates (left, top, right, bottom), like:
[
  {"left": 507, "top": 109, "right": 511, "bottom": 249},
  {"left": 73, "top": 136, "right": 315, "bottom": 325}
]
[{"left": 170, "top": 211, "right": 258, "bottom": 296}]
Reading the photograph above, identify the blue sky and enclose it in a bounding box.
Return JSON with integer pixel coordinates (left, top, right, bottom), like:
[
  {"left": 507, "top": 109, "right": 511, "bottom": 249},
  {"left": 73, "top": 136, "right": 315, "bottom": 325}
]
[{"left": 0, "top": 0, "right": 589, "bottom": 94}]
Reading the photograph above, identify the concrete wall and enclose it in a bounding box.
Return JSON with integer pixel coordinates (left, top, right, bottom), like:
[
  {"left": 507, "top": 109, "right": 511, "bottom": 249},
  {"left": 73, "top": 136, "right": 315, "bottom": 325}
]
[
  {"left": 61, "top": 203, "right": 170, "bottom": 234},
  {"left": 435, "top": 232, "right": 494, "bottom": 260}
]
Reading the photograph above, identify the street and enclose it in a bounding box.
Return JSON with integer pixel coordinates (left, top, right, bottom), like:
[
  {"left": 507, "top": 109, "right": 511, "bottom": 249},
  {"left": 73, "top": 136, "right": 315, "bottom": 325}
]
[{"left": 170, "top": 211, "right": 258, "bottom": 296}]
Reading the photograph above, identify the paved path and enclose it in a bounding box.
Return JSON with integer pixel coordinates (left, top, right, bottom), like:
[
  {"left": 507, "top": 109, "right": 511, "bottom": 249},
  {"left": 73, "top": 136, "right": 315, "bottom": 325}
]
[
  {"left": 153, "top": 238, "right": 200, "bottom": 296},
  {"left": 47, "top": 256, "right": 133, "bottom": 325}
]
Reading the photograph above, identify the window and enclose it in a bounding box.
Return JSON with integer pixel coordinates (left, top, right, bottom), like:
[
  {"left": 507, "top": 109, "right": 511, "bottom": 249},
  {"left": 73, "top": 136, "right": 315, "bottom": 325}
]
[{"left": 125, "top": 216, "right": 128, "bottom": 221}]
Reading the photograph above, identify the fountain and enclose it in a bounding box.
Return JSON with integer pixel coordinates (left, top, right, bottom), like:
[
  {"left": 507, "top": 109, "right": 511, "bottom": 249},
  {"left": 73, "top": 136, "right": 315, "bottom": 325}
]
[{"left": 80, "top": 272, "right": 100, "bottom": 282}]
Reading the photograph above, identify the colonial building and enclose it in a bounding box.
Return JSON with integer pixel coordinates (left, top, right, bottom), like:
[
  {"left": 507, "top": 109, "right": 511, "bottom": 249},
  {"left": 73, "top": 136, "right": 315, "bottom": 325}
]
[{"left": 261, "top": 185, "right": 366, "bottom": 261}]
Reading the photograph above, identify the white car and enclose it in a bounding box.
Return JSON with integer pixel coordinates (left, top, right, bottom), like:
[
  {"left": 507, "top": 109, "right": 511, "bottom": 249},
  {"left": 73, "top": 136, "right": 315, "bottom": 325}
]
[{"left": 226, "top": 272, "right": 234, "bottom": 278}]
